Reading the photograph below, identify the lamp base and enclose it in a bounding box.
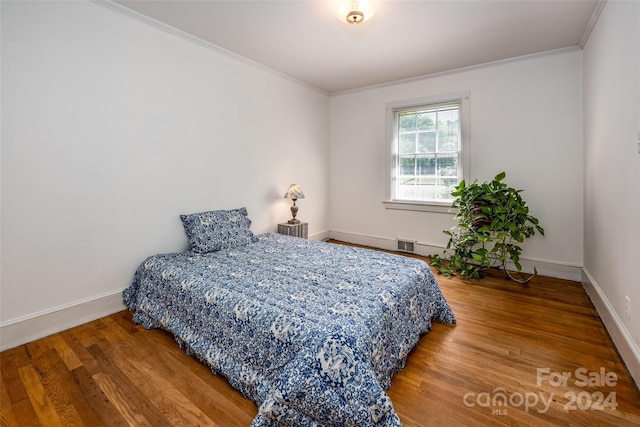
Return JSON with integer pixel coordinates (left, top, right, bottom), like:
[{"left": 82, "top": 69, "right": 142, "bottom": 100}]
[{"left": 289, "top": 201, "right": 300, "bottom": 224}]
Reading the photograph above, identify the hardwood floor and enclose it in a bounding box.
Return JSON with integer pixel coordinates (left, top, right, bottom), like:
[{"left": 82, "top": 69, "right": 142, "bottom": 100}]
[{"left": 2, "top": 243, "right": 639, "bottom": 426}]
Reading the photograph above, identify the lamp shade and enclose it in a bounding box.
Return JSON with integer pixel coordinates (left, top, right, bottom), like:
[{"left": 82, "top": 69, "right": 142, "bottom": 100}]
[{"left": 284, "top": 184, "right": 305, "bottom": 200}]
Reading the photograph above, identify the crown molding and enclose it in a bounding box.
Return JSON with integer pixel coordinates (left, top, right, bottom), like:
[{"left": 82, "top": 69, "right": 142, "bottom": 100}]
[
  {"left": 331, "top": 46, "right": 582, "bottom": 97},
  {"left": 91, "top": 0, "right": 329, "bottom": 96},
  {"left": 579, "top": 0, "right": 607, "bottom": 48}
]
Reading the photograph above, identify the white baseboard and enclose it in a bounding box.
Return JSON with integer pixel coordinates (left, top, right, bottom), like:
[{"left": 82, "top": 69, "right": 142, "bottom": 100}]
[
  {"left": 0, "top": 290, "right": 126, "bottom": 351},
  {"left": 581, "top": 268, "right": 640, "bottom": 388},
  {"left": 310, "top": 229, "right": 330, "bottom": 241},
  {"left": 328, "top": 229, "right": 582, "bottom": 281}
]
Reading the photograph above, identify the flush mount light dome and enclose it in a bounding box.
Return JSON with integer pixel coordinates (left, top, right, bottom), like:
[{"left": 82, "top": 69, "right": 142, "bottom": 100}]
[
  {"left": 337, "top": 0, "right": 375, "bottom": 24},
  {"left": 346, "top": 9, "right": 364, "bottom": 24}
]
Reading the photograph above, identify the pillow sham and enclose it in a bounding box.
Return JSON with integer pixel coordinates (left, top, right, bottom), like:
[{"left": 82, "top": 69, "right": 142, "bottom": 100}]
[{"left": 180, "top": 207, "right": 254, "bottom": 253}]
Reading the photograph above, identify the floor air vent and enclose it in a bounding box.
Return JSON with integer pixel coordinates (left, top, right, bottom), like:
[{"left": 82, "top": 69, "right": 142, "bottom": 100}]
[{"left": 397, "top": 239, "right": 416, "bottom": 253}]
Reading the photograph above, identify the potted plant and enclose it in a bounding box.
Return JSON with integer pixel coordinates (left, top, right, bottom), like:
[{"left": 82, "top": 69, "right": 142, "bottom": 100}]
[{"left": 430, "top": 172, "right": 544, "bottom": 284}]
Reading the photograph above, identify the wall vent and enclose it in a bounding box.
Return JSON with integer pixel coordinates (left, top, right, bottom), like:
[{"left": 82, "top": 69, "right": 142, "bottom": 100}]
[{"left": 397, "top": 239, "right": 416, "bottom": 253}]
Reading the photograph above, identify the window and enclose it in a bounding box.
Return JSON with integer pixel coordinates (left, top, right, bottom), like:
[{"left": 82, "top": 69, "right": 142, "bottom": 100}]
[{"left": 384, "top": 92, "right": 469, "bottom": 212}]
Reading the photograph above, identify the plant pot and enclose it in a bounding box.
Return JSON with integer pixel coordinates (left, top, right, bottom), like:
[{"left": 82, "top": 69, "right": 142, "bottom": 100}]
[{"left": 471, "top": 203, "right": 492, "bottom": 228}]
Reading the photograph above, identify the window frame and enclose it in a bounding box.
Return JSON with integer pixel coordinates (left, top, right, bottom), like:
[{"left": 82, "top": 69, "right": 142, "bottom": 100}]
[{"left": 384, "top": 91, "right": 470, "bottom": 213}]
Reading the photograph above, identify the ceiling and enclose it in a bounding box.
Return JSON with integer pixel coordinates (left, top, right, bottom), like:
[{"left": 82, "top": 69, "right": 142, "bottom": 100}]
[{"left": 112, "top": 0, "right": 601, "bottom": 94}]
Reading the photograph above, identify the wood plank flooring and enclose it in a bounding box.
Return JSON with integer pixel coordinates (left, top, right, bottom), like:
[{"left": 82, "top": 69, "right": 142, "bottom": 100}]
[{"left": 2, "top": 242, "right": 639, "bottom": 426}]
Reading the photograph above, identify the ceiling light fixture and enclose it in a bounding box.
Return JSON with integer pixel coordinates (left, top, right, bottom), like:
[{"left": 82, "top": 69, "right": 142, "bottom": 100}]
[{"left": 337, "top": 0, "right": 375, "bottom": 25}]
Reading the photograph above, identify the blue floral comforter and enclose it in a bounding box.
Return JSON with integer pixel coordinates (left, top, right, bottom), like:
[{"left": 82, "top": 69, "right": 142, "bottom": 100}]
[{"left": 123, "top": 233, "right": 455, "bottom": 426}]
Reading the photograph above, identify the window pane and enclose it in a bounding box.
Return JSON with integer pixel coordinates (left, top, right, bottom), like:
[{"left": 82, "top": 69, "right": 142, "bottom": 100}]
[
  {"left": 436, "top": 183, "right": 455, "bottom": 200},
  {"left": 436, "top": 155, "right": 458, "bottom": 177},
  {"left": 399, "top": 133, "right": 416, "bottom": 154},
  {"left": 417, "top": 111, "right": 436, "bottom": 131},
  {"left": 398, "top": 156, "right": 415, "bottom": 177},
  {"left": 398, "top": 113, "right": 416, "bottom": 132},
  {"left": 417, "top": 131, "right": 436, "bottom": 153},
  {"left": 437, "top": 108, "right": 460, "bottom": 152},
  {"left": 438, "top": 130, "right": 459, "bottom": 152},
  {"left": 441, "top": 177, "right": 458, "bottom": 188},
  {"left": 417, "top": 156, "right": 435, "bottom": 176},
  {"left": 398, "top": 181, "right": 438, "bottom": 200},
  {"left": 396, "top": 184, "right": 417, "bottom": 200}
]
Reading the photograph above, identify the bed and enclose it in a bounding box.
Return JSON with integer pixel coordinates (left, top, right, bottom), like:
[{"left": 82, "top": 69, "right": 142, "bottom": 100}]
[{"left": 123, "top": 208, "right": 455, "bottom": 426}]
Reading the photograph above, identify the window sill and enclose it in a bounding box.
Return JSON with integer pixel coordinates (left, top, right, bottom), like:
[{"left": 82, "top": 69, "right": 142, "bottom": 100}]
[{"left": 382, "top": 200, "right": 455, "bottom": 214}]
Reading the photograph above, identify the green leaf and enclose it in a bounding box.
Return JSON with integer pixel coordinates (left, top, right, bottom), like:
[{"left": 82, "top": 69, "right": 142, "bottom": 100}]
[{"left": 494, "top": 171, "right": 506, "bottom": 181}]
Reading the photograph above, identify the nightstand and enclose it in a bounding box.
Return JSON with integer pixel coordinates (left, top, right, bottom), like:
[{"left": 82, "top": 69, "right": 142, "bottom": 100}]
[{"left": 277, "top": 222, "right": 308, "bottom": 239}]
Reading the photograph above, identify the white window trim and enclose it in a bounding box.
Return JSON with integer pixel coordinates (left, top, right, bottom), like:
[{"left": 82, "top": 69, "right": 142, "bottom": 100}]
[
  {"left": 384, "top": 91, "right": 470, "bottom": 213},
  {"left": 382, "top": 199, "right": 454, "bottom": 213}
]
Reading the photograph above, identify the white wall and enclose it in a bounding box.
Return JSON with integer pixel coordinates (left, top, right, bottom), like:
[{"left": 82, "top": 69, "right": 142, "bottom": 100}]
[
  {"left": 0, "top": 1, "right": 330, "bottom": 346},
  {"left": 582, "top": 0, "right": 640, "bottom": 383},
  {"left": 329, "top": 50, "right": 584, "bottom": 277}
]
